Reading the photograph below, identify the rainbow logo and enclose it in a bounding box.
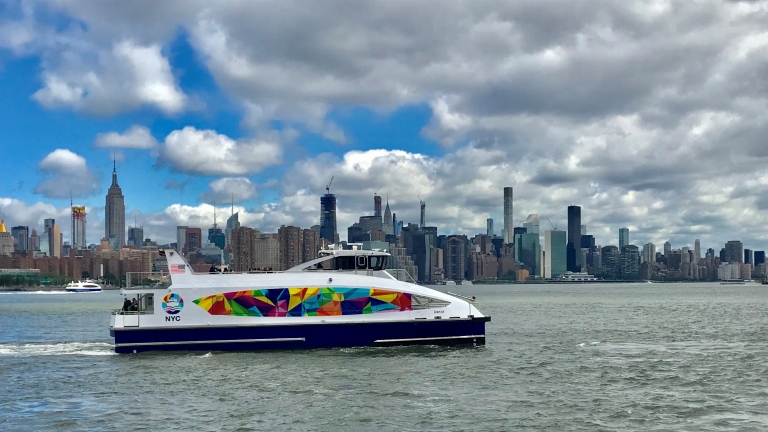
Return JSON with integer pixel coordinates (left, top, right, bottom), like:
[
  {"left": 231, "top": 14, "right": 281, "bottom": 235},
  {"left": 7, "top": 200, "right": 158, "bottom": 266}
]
[{"left": 162, "top": 293, "right": 184, "bottom": 315}]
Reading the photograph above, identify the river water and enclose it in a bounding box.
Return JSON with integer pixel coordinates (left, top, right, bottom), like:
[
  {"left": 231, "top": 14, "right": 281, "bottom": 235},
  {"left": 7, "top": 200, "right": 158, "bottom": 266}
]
[{"left": 1, "top": 283, "right": 768, "bottom": 431}]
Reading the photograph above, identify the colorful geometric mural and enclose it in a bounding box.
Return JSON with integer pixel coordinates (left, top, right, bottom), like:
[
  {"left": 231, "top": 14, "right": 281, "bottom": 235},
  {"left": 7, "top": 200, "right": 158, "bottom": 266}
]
[{"left": 193, "top": 287, "right": 412, "bottom": 317}]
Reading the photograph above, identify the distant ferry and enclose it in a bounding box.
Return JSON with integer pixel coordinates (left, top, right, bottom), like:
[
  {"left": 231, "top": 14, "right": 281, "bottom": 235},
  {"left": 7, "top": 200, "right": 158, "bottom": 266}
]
[
  {"left": 720, "top": 280, "right": 746, "bottom": 285},
  {"left": 65, "top": 280, "right": 103, "bottom": 292},
  {"left": 110, "top": 246, "right": 490, "bottom": 354}
]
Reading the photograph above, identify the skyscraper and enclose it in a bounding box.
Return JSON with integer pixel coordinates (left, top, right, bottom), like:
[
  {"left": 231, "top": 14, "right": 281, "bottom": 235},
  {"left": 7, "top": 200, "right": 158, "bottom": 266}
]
[
  {"left": 724, "top": 240, "right": 744, "bottom": 263},
  {"left": 515, "top": 232, "right": 541, "bottom": 276},
  {"left": 51, "top": 223, "right": 61, "bottom": 257},
  {"left": 503, "top": 187, "right": 513, "bottom": 243},
  {"left": 11, "top": 226, "right": 28, "bottom": 252},
  {"left": 383, "top": 199, "right": 393, "bottom": 235},
  {"left": 374, "top": 194, "right": 382, "bottom": 217},
  {"left": 545, "top": 230, "right": 567, "bottom": 279},
  {"left": 0, "top": 220, "right": 12, "bottom": 256},
  {"left": 744, "top": 249, "right": 754, "bottom": 267},
  {"left": 664, "top": 241, "right": 672, "bottom": 257},
  {"left": 105, "top": 162, "right": 125, "bottom": 248},
  {"left": 225, "top": 211, "right": 240, "bottom": 249},
  {"left": 127, "top": 226, "right": 144, "bottom": 246},
  {"left": 320, "top": 193, "right": 337, "bottom": 244},
  {"left": 184, "top": 228, "right": 202, "bottom": 255},
  {"left": 419, "top": 199, "right": 426, "bottom": 227},
  {"left": 694, "top": 239, "right": 701, "bottom": 262},
  {"left": 278, "top": 225, "right": 303, "bottom": 270},
  {"left": 524, "top": 214, "right": 540, "bottom": 235},
  {"left": 619, "top": 228, "right": 629, "bottom": 249},
  {"left": 567, "top": 205, "right": 581, "bottom": 272},
  {"left": 486, "top": 218, "right": 494, "bottom": 237},
  {"left": 30, "top": 228, "right": 38, "bottom": 251},
  {"left": 44, "top": 218, "right": 55, "bottom": 257},
  {"left": 176, "top": 226, "right": 188, "bottom": 254},
  {"left": 642, "top": 243, "right": 656, "bottom": 263},
  {"left": 71, "top": 205, "right": 86, "bottom": 249}
]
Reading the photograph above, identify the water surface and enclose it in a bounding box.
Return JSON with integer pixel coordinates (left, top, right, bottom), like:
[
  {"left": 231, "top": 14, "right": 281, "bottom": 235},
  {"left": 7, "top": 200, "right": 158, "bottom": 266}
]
[{"left": 2, "top": 283, "right": 767, "bottom": 431}]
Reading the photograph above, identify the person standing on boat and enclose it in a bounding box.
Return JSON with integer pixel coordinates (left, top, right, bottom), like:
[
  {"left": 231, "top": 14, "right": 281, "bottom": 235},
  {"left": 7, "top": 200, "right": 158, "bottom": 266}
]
[{"left": 122, "top": 298, "right": 131, "bottom": 311}]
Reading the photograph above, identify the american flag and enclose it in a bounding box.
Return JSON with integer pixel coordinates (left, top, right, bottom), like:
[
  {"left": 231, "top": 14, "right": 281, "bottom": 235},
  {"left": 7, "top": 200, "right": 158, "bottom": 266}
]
[{"left": 170, "top": 264, "right": 186, "bottom": 274}]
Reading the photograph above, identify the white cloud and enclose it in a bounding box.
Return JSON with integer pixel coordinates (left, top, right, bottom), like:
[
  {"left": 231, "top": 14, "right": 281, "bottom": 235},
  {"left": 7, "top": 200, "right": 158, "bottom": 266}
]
[
  {"left": 158, "top": 126, "right": 283, "bottom": 176},
  {"left": 94, "top": 125, "right": 158, "bottom": 149},
  {"left": 32, "top": 40, "right": 188, "bottom": 115},
  {"left": 33, "top": 149, "right": 100, "bottom": 198},
  {"left": 198, "top": 177, "right": 258, "bottom": 204}
]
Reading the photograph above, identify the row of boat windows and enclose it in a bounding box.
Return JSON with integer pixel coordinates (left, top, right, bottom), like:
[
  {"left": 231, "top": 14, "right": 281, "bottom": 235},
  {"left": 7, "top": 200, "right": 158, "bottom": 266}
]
[{"left": 307, "top": 256, "right": 388, "bottom": 271}]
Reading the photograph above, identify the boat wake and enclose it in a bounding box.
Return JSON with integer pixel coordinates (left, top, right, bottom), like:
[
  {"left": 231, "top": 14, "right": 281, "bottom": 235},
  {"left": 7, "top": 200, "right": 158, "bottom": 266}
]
[{"left": 0, "top": 342, "right": 115, "bottom": 356}]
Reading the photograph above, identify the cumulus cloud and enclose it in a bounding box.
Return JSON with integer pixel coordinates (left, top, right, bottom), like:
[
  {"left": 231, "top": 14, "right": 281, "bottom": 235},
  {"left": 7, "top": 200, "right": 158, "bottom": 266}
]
[
  {"left": 33, "top": 149, "right": 100, "bottom": 198},
  {"left": 157, "top": 126, "right": 283, "bottom": 176},
  {"left": 7, "top": 1, "right": 768, "bottom": 250},
  {"left": 32, "top": 40, "right": 188, "bottom": 115},
  {"left": 94, "top": 125, "right": 158, "bottom": 149},
  {"left": 198, "top": 177, "right": 258, "bottom": 204}
]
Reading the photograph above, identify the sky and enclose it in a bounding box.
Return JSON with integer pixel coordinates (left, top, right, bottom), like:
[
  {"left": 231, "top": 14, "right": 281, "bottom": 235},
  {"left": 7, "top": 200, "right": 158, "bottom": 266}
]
[{"left": 1, "top": 0, "right": 768, "bottom": 252}]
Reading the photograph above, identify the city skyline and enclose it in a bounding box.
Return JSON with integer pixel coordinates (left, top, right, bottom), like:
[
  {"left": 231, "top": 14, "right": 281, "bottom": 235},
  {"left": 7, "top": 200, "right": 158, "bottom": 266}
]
[{"left": 2, "top": 2, "right": 768, "bottom": 252}]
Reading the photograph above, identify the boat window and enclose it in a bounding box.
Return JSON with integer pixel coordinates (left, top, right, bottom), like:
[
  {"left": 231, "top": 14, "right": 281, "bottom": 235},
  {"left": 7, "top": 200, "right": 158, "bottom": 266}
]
[
  {"left": 369, "top": 256, "right": 387, "bottom": 271},
  {"left": 333, "top": 256, "right": 357, "bottom": 270},
  {"left": 356, "top": 255, "right": 367, "bottom": 269},
  {"left": 139, "top": 293, "right": 154, "bottom": 314},
  {"left": 411, "top": 294, "right": 451, "bottom": 310}
]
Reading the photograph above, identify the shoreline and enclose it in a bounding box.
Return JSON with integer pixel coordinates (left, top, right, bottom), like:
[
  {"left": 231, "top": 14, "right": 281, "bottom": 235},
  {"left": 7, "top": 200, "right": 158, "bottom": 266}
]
[{"left": 0, "top": 286, "right": 122, "bottom": 292}]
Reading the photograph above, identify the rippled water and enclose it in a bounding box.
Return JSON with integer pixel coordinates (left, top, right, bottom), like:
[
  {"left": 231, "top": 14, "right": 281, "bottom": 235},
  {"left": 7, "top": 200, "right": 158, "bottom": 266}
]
[{"left": 2, "top": 284, "right": 768, "bottom": 431}]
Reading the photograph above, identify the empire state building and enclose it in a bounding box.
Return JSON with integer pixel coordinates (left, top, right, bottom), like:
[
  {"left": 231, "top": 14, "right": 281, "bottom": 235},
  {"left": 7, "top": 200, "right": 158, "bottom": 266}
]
[{"left": 105, "top": 162, "right": 125, "bottom": 247}]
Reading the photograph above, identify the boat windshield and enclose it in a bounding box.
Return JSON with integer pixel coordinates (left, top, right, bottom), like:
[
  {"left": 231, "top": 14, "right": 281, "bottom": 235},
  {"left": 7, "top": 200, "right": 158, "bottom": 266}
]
[{"left": 308, "top": 255, "right": 388, "bottom": 271}]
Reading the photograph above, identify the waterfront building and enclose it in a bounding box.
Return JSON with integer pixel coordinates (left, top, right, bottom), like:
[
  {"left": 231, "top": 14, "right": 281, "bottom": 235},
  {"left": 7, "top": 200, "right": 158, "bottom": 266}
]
[
  {"left": 619, "top": 228, "right": 629, "bottom": 249},
  {"left": 544, "top": 230, "right": 566, "bottom": 279},
  {"left": 176, "top": 226, "right": 188, "bottom": 254},
  {"left": 444, "top": 235, "right": 467, "bottom": 282},
  {"left": 0, "top": 220, "right": 13, "bottom": 256},
  {"left": 755, "top": 251, "right": 766, "bottom": 266},
  {"left": 71, "top": 205, "right": 87, "bottom": 249},
  {"left": 619, "top": 245, "right": 640, "bottom": 278},
  {"left": 11, "top": 226, "right": 28, "bottom": 252},
  {"left": 254, "top": 232, "right": 279, "bottom": 270},
  {"left": 641, "top": 243, "right": 656, "bottom": 263},
  {"left": 724, "top": 240, "right": 744, "bottom": 263},
  {"left": 184, "top": 228, "right": 202, "bottom": 255},
  {"left": 30, "top": 228, "right": 38, "bottom": 251},
  {"left": 486, "top": 218, "right": 494, "bottom": 237},
  {"left": 231, "top": 226, "right": 255, "bottom": 272},
  {"left": 515, "top": 232, "right": 540, "bottom": 276},
  {"left": 278, "top": 226, "right": 303, "bottom": 271},
  {"left": 567, "top": 205, "right": 581, "bottom": 272},
  {"left": 524, "top": 214, "right": 540, "bottom": 236},
  {"left": 302, "top": 228, "right": 321, "bottom": 263},
  {"left": 745, "top": 249, "right": 754, "bottom": 267},
  {"left": 320, "top": 192, "right": 337, "bottom": 244},
  {"left": 105, "top": 162, "right": 125, "bottom": 248},
  {"left": 503, "top": 187, "right": 513, "bottom": 243},
  {"left": 601, "top": 245, "right": 620, "bottom": 276},
  {"left": 717, "top": 263, "right": 741, "bottom": 280},
  {"left": 127, "top": 226, "right": 144, "bottom": 247},
  {"left": 694, "top": 239, "right": 701, "bottom": 262}
]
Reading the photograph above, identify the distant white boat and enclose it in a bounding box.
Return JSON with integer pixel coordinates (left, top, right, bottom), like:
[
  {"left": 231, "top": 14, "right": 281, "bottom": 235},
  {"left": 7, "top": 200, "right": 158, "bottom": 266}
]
[
  {"left": 444, "top": 280, "right": 457, "bottom": 285},
  {"left": 65, "top": 280, "right": 103, "bottom": 292},
  {"left": 461, "top": 280, "right": 473, "bottom": 286}
]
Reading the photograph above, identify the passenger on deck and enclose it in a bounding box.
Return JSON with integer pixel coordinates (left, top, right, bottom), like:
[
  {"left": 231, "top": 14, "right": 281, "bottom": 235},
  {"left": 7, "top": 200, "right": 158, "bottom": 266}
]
[
  {"left": 209, "top": 264, "right": 217, "bottom": 274},
  {"left": 130, "top": 298, "right": 138, "bottom": 311},
  {"left": 122, "top": 298, "right": 131, "bottom": 311}
]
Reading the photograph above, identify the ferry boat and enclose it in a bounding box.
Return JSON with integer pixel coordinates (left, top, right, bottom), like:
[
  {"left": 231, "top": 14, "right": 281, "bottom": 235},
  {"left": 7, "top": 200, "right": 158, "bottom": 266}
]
[
  {"left": 65, "top": 280, "right": 103, "bottom": 292},
  {"left": 109, "top": 247, "right": 490, "bottom": 354}
]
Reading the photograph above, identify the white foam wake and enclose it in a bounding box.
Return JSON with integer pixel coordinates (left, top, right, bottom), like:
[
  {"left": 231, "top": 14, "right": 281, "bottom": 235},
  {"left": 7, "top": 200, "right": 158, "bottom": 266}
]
[{"left": 0, "top": 342, "right": 115, "bottom": 356}]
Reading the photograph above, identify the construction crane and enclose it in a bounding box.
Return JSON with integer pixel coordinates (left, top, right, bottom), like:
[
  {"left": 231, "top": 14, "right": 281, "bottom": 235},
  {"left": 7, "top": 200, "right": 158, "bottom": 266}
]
[
  {"left": 326, "top": 176, "right": 334, "bottom": 194},
  {"left": 546, "top": 218, "right": 557, "bottom": 230},
  {"left": 374, "top": 186, "right": 382, "bottom": 197}
]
